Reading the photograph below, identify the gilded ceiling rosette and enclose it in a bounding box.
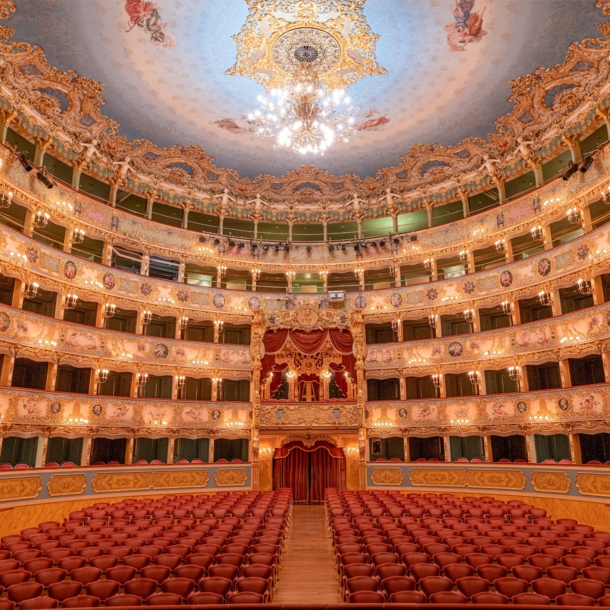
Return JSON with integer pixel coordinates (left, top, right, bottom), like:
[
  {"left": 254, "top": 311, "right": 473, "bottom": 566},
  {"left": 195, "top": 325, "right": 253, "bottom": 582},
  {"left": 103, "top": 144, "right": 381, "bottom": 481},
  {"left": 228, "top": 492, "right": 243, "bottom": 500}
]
[{"left": 227, "top": 0, "right": 385, "bottom": 91}]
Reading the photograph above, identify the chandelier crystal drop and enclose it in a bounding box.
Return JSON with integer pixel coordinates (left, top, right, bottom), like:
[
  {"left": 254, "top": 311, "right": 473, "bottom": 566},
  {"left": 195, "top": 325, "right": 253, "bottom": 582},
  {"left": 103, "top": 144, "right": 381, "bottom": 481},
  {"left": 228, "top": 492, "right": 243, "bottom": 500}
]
[{"left": 249, "top": 63, "right": 359, "bottom": 156}]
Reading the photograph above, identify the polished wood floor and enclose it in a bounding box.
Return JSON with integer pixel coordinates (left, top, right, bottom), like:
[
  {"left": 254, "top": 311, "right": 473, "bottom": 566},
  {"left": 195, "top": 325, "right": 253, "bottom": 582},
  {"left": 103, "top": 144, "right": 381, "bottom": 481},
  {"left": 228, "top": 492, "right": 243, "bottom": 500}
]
[{"left": 273, "top": 505, "right": 342, "bottom": 603}]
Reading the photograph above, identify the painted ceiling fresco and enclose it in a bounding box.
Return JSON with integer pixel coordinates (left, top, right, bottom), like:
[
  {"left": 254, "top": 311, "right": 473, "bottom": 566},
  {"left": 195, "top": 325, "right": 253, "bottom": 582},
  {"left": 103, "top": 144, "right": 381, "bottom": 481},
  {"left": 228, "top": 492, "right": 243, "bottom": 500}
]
[{"left": 5, "top": 0, "right": 605, "bottom": 179}]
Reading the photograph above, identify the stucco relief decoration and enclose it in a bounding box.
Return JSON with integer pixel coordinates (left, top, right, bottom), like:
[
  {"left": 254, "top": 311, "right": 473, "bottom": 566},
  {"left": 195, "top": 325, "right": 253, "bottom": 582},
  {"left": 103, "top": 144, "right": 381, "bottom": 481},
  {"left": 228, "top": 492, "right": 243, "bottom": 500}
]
[
  {"left": 370, "top": 468, "right": 404, "bottom": 486},
  {"left": 0, "top": 476, "right": 42, "bottom": 502},
  {"left": 575, "top": 473, "right": 610, "bottom": 497},
  {"left": 214, "top": 468, "right": 249, "bottom": 487},
  {"left": 531, "top": 471, "right": 571, "bottom": 494},
  {"left": 410, "top": 468, "right": 526, "bottom": 491},
  {"left": 92, "top": 472, "right": 154, "bottom": 493},
  {"left": 46, "top": 474, "right": 87, "bottom": 497},
  {"left": 152, "top": 470, "right": 210, "bottom": 490}
]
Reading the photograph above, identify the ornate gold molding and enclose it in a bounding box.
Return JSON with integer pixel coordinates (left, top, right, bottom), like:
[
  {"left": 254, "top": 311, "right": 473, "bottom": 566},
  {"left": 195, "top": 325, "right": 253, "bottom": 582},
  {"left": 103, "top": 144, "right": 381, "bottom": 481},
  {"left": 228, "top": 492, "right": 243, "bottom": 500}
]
[
  {"left": 46, "top": 474, "right": 87, "bottom": 497},
  {"left": 531, "top": 471, "right": 571, "bottom": 494},
  {"left": 152, "top": 470, "right": 209, "bottom": 490},
  {"left": 91, "top": 472, "right": 154, "bottom": 493},
  {"left": 409, "top": 468, "right": 526, "bottom": 491},
  {"left": 370, "top": 468, "right": 404, "bottom": 486},
  {"left": 214, "top": 469, "right": 249, "bottom": 487},
  {"left": 575, "top": 472, "right": 610, "bottom": 497},
  {"left": 0, "top": 476, "right": 42, "bottom": 502}
]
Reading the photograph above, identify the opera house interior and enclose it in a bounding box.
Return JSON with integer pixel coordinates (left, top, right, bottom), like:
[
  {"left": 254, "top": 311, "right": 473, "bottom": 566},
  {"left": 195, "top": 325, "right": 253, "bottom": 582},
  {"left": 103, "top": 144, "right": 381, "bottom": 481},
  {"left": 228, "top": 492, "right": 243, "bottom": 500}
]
[{"left": 3, "top": 0, "right": 610, "bottom": 607}]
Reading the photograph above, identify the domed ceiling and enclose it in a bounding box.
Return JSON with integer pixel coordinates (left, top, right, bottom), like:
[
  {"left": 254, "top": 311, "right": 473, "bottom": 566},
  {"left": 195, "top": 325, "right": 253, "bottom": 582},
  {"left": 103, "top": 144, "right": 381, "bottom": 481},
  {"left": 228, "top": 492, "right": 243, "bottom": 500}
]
[{"left": 6, "top": 0, "right": 605, "bottom": 179}]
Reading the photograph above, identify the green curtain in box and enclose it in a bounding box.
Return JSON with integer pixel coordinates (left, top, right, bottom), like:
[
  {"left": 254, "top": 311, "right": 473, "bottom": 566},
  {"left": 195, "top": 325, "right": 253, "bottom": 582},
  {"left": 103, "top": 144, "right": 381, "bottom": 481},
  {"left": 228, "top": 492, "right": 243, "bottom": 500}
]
[
  {"left": 46, "top": 437, "right": 83, "bottom": 465},
  {"left": 133, "top": 437, "right": 169, "bottom": 463},
  {"left": 174, "top": 438, "right": 210, "bottom": 463}
]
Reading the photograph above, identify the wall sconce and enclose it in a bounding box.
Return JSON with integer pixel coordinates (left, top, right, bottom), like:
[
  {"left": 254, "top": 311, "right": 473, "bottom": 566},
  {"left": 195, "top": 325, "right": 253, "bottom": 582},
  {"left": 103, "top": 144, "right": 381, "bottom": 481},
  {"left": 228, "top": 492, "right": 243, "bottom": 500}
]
[
  {"left": 102, "top": 303, "right": 116, "bottom": 319},
  {"left": 286, "top": 270, "right": 296, "bottom": 281},
  {"left": 373, "top": 417, "right": 393, "bottom": 429},
  {"left": 441, "top": 296, "right": 460, "bottom": 303},
  {"left": 321, "top": 370, "right": 332, "bottom": 380},
  {"left": 451, "top": 418, "right": 470, "bottom": 424},
  {"left": 54, "top": 200, "right": 73, "bottom": 214},
  {"left": 214, "top": 319, "right": 224, "bottom": 333},
  {"left": 501, "top": 300, "right": 512, "bottom": 315},
  {"left": 391, "top": 317, "right": 401, "bottom": 333},
  {"left": 538, "top": 290, "right": 551, "bottom": 306},
  {"left": 24, "top": 281, "right": 39, "bottom": 299},
  {"left": 34, "top": 211, "right": 49, "bottom": 229},
  {"left": 0, "top": 190, "right": 13, "bottom": 208},
  {"left": 217, "top": 265, "right": 227, "bottom": 278},
  {"left": 432, "top": 373, "right": 442, "bottom": 388},
  {"left": 530, "top": 226, "right": 543, "bottom": 241},
  {"left": 175, "top": 375, "right": 185, "bottom": 398},
  {"left": 495, "top": 239, "right": 506, "bottom": 254},
  {"left": 72, "top": 229, "right": 85, "bottom": 244},
  {"left": 180, "top": 315, "right": 189, "bottom": 330},
  {"left": 508, "top": 365, "right": 520, "bottom": 381},
  {"left": 9, "top": 251, "right": 28, "bottom": 264},
  {"left": 37, "top": 339, "right": 57, "bottom": 348},
  {"left": 567, "top": 208, "right": 581, "bottom": 225},
  {"left": 251, "top": 269, "right": 260, "bottom": 281},
  {"left": 459, "top": 250, "right": 469, "bottom": 263},
  {"left": 65, "top": 294, "right": 78, "bottom": 310},
  {"left": 191, "top": 359, "right": 209, "bottom": 366},
  {"left": 468, "top": 371, "right": 480, "bottom": 390},
  {"left": 424, "top": 258, "right": 433, "bottom": 272},
  {"left": 578, "top": 278, "right": 593, "bottom": 295},
  {"left": 286, "top": 370, "right": 296, "bottom": 380},
  {"left": 463, "top": 309, "right": 475, "bottom": 323},
  {"left": 601, "top": 186, "right": 610, "bottom": 204},
  {"left": 157, "top": 297, "right": 175, "bottom": 305},
  {"left": 428, "top": 314, "right": 438, "bottom": 328},
  {"left": 353, "top": 267, "right": 364, "bottom": 281},
  {"left": 213, "top": 377, "right": 223, "bottom": 394},
  {"left": 136, "top": 373, "right": 148, "bottom": 389},
  {"left": 68, "top": 417, "right": 89, "bottom": 425},
  {"left": 319, "top": 270, "right": 328, "bottom": 281},
  {"left": 96, "top": 369, "right": 109, "bottom": 385},
  {"left": 142, "top": 310, "right": 152, "bottom": 325}
]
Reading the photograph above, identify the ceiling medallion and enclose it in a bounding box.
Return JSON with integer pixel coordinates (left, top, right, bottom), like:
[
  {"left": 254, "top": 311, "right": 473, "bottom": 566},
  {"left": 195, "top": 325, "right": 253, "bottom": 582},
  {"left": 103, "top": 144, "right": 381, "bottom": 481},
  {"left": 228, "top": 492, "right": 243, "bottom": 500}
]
[{"left": 228, "top": 0, "right": 385, "bottom": 157}]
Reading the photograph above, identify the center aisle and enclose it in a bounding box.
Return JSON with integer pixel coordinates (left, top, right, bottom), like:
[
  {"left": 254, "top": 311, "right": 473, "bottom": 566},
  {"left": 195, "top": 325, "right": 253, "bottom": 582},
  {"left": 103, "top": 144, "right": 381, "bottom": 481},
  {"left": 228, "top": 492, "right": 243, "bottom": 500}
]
[{"left": 273, "top": 505, "right": 343, "bottom": 603}]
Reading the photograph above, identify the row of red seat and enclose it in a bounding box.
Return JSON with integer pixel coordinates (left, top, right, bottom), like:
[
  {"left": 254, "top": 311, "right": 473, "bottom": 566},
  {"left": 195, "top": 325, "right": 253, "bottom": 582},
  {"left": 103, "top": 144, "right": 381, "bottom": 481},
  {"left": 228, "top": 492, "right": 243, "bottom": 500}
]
[
  {"left": 326, "top": 489, "right": 610, "bottom": 606},
  {"left": 0, "top": 489, "right": 292, "bottom": 607}
]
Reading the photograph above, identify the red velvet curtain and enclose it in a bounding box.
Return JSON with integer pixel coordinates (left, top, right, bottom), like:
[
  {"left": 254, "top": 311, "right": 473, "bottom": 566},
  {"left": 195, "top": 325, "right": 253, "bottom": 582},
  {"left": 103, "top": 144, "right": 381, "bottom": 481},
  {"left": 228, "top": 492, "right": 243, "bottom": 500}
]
[
  {"left": 298, "top": 374, "right": 319, "bottom": 401},
  {"left": 272, "top": 445, "right": 309, "bottom": 503},
  {"left": 273, "top": 441, "right": 346, "bottom": 504},
  {"left": 263, "top": 329, "right": 353, "bottom": 355}
]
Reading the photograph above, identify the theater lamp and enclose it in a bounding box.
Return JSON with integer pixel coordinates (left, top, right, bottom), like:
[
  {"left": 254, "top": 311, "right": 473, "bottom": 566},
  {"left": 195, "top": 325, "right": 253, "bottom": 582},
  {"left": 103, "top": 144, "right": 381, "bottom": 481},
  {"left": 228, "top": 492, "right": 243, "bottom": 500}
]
[
  {"left": 432, "top": 374, "right": 442, "bottom": 388},
  {"left": 501, "top": 301, "right": 512, "bottom": 315},
  {"left": 391, "top": 317, "right": 401, "bottom": 333},
  {"left": 65, "top": 294, "right": 78, "bottom": 309},
  {"left": 578, "top": 278, "right": 593, "bottom": 295},
  {"left": 24, "top": 281, "right": 39, "bottom": 299},
  {"left": 567, "top": 207, "right": 581, "bottom": 225},
  {"left": 508, "top": 366, "right": 520, "bottom": 381},
  {"left": 142, "top": 311, "right": 152, "bottom": 325},
  {"left": 34, "top": 211, "right": 49, "bottom": 229},
  {"left": 0, "top": 190, "right": 12, "bottom": 208},
  {"left": 424, "top": 258, "right": 433, "bottom": 271},
  {"left": 72, "top": 229, "right": 85, "bottom": 244},
  {"left": 175, "top": 375, "right": 185, "bottom": 389},
  {"left": 428, "top": 314, "right": 438, "bottom": 328},
  {"left": 538, "top": 291, "right": 551, "bottom": 306},
  {"left": 530, "top": 226, "right": 543, "bottom": 241},
  {"left": 96, "top": 369, "right": 109, "bottom": 385},
  {"left": 102, "top": 303, "right": 116, "bottom": 319},
  {"left": 180, "top": 315, "right": 189, "bottom": 330},
  {"left": 459, "top": 250, "right": 469, "bottom": 263},
  {"left": 463, "top": 309, "right": 475, "bottom": 323},
  {"left": 136, "top": 373, "right": 148, "bottom": 389},
  {"left": 468, "top": 371, "right": 480, "bottom": 390}
]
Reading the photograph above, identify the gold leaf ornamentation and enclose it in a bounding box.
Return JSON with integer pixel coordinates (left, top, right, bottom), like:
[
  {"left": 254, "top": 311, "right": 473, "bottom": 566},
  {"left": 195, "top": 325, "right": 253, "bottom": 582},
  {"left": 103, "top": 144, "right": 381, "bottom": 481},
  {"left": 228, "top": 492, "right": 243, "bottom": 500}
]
[
  {"left": 575, "top": 473, "right": 610, "bottom": 497},
  {"left": 214, "top": 469, "right": 249, "bottom": 487},
  {"left": 370, "top": 468, "right": 404, "bottom": 486},
  {"left": 46, "top": 474, "right": 87, "bottom": 497},
  {"left": 0, "top": 476, "right": 42, "bottom": 502},
  {"left": 91, "top": 472, "right": 154, "bottom": 493},
  {"left": 409, "top": 468, "right": 526, "bottom": 491},
  {"left": 531, "top": 471, "right": 571, "bottom": 494},
  {"left": 152, "top": 470, "right": 210, "bottom": 490}
]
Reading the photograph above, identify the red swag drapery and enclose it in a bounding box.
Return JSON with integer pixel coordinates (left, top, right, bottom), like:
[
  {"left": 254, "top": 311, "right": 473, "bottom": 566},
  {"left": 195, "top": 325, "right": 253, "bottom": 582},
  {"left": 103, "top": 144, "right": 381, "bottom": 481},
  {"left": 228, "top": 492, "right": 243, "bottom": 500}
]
[
  {"left": 262, "top": 330, "right": 355, "bottom": 397},
  {"left": 272, "top": 441, "right": 346, "bottom": 504}
]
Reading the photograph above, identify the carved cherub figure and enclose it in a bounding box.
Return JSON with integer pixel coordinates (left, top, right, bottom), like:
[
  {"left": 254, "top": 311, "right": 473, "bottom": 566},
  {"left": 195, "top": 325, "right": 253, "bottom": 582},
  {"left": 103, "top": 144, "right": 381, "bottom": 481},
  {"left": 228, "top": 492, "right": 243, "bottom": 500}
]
[
  {"left": 247, "top": 193, "right": 266, "bottom": 216},
  {"left": 113, "top": 156, "right": 134, "bottom": 181},
  {"left": 79, "top": 138, "right": 101, "bottom": 163},
  {"left": 482, "top": 153, "right": 501, "bottom": 178},
  {"left": 213, "top": 188, "right": 236, "bottom": 213},
  {"left": 517, "top": 136, "right": 537, "bottom": 167}
]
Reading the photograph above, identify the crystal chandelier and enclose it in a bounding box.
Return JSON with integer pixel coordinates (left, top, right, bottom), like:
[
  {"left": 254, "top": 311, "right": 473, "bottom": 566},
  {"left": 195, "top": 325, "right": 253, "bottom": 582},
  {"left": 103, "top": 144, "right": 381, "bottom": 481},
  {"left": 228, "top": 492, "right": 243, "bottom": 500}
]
[{"left": 249, "top": 63, "right": 359, "bottom": 156}]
